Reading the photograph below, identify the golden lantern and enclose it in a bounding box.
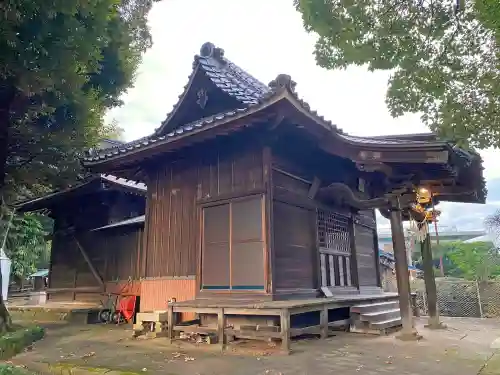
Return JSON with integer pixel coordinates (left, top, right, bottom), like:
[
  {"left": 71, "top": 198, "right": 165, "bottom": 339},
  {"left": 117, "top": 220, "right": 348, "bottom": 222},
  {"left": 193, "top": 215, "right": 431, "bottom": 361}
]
[{"left": 416, "top": 186, "right": 432, "bottom": 205}]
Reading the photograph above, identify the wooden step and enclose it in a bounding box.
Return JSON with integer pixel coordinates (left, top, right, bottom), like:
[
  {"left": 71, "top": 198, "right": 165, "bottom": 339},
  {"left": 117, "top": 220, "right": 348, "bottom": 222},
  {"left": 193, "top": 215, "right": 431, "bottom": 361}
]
[
  {"left": 351, "top": 301, "right": 399, "bottom": 314},
  {"left": 136, "top": 311, "right": 168, "bottom": 322},
  {"left": 360, "top": 308, "right": 401, "bottom": 323},
  {"left": 370, "top": 317, "right": 402, "bottom": 330}
]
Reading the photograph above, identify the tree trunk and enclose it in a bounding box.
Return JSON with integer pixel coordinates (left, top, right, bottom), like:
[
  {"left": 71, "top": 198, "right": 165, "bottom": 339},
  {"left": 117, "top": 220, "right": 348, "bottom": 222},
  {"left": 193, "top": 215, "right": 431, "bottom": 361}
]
[
  {"left": 0, "top": 87, "right": 14, "bottom": 332},
  {"left": 0, "top": 109, "right": 8, "bottom": 195}
]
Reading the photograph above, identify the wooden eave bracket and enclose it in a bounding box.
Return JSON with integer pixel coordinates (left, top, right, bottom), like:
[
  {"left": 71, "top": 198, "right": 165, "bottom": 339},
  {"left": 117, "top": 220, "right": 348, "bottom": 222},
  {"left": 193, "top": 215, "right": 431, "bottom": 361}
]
[
  {"left": 356, "top": 162, "right": 393, "bottom": 176},
  {"left": 318, "top": 182, "right": 389, "bottom": 210},
  {"left": 308, "top": 177, "right": 321, "bottom": 199}
]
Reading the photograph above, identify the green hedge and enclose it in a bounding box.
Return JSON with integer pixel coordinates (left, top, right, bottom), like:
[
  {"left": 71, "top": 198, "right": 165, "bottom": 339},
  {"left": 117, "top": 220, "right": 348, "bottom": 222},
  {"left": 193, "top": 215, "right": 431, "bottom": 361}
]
[{"left": 0, "top": 326, "right": 45, "bottom": 360}]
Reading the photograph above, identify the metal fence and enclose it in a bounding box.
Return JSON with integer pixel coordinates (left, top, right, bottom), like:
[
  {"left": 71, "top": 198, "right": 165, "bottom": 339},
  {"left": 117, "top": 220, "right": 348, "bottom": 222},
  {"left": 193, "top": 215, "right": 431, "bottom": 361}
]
[{"left": 411, "top": 278, "right": 500, "bottom": 318}]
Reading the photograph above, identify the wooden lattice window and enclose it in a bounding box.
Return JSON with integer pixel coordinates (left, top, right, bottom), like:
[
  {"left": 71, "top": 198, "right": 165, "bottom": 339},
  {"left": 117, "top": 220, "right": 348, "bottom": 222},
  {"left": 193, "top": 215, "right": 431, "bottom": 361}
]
[
  {"left": 317, "top": 209, "right": 353, "bottom": 288},
  {"left": 317, "top": 209, "right": 351, "bottom": 254}
]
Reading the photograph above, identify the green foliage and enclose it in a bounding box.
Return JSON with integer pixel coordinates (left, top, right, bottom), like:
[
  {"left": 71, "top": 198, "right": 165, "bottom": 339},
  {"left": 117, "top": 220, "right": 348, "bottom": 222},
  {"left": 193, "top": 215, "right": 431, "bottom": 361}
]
[
  {"left": 412, "top": 240, "right": 500, "bottom": 280},
  {"left": 0, "top": 365, "right": 31, "bottom": 375},
  {"left": 106, "top": 119, "right": 127, "bottom": 142},
  {"left": 295, "top": 0, "right": 500, "bottom": 149},
  {"left": 0, "top": 0, "right": 158, "bottom": 202},
  {"left": 0, "top": 325, "right": 44, "bottom": 360},
  {"left": 0, "top": 207, "right": 50, "bottom": 279},
  {"left": 446, "top": 241, "right": 500, "bottom": 281},
  {"left": 475, "top": 0, "right": 500, "bottom": 39}
]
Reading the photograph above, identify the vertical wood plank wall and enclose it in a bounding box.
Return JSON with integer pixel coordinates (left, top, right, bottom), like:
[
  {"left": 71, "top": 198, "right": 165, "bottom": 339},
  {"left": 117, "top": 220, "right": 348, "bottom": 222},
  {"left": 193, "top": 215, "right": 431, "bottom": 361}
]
[
  {"left": 48, "top": 227, "right": 145, "bottom": 302},
  {"left": 141, "top": 139, "right": 265, "bottom": 308},
  {"left": 270, "top": 148, "right": 382, "bottom": 296},
  {"left": 354, "top": 210, "right": 381, "bottom": 288},
  {"left": 143, "top": 142, "right": 264, "bottom": 278}
]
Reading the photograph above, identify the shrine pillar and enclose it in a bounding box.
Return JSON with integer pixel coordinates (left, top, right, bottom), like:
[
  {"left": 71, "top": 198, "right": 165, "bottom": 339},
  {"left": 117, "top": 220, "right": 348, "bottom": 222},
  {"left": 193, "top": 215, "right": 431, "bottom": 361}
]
[
  {"left": 420, "top": 229, "right": 446, "bottom": 329},
  {"left": 389, "top": 197, "right": 421, "bottom": 340}
]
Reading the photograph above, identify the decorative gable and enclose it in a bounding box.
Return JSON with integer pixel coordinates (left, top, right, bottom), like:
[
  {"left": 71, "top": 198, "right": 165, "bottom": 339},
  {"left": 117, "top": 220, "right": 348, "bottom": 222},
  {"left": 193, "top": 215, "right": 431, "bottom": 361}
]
[{"left": 155, "top": 42, "right": 270, "bottom": 136}]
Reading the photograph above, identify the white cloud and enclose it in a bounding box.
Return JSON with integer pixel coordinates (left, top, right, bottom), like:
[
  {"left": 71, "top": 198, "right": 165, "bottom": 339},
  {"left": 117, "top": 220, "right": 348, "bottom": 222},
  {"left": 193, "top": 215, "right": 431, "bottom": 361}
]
[{"left": 107, "top": 0, "right": 500, "bottom": 231}]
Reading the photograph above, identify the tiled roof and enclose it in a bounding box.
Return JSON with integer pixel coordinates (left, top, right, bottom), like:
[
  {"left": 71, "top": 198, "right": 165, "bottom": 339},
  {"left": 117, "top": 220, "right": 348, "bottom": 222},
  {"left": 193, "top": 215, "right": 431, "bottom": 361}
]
[
  {"left": 337, "top": 133, "right": 442, "bottom": 146},
  {"left": 82, "top": 73, "right": 448, "bottom": 164},
  {"left": 82, "top": 43, "right": 484, "bottom": 209},
  {"left": 156, "top": 42, "right": 270, "bottom": 135},
  {"left": 196, "top": 42, "right": 270, "bottom": 104},
  {"left": 85, "top": 108, "right": 252, "bottom": 162}
]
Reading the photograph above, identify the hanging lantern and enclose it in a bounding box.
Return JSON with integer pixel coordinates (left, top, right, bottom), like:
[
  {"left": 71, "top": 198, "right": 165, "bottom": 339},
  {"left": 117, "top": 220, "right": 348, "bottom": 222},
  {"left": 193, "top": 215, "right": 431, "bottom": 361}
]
[{"left": 416, "top": 186, "right": 432, "bottom": 205}]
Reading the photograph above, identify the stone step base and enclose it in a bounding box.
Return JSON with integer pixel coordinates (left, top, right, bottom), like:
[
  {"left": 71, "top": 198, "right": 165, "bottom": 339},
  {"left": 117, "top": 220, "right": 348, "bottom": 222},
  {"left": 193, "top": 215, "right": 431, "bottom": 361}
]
[{"left": 350, "top": 299, "right": 402, "bottom": 335}]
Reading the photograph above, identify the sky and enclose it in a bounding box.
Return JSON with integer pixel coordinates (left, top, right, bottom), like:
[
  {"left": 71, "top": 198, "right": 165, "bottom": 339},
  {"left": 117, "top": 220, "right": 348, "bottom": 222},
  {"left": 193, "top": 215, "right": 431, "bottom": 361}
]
[{"left": 106, "top": 0, "right": 500, "bottom": 233}]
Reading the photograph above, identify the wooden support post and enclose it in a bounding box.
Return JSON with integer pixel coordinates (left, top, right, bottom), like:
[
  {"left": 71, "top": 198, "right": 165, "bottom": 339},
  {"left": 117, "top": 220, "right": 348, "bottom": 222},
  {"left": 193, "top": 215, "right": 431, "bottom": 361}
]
[
  {"left": 308, "top": 177, "right": 321, "bottom": 200},
  {"left": 167, "top": 304, "right": 174, "bottom": 344},
  {"left": 75, "top": 237, "right": 105, "bottom": 289},
  {"left": 72, "top": 270, "right": 77, "bottom": 301},
  {"left": 389, "top": 198, "right": 421, "bottom": 341},
  {"left": 320, "top": 305, "right": 328, "bottom": 339},
  {"left": 280, "top": 308, "right": 291, "bottom": 353},
  {"left": 421, "top": 230, "right": 446, "bottom": 329},
  {"left": 217, "top": 308, "right": 226, "bottom": 350}
]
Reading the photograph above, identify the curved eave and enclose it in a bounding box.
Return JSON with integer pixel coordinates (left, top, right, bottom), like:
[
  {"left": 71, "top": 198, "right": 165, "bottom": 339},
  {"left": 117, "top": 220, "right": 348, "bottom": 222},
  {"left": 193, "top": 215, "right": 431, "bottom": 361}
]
[
  {"left": 84, "top": 92, "right": 288, "bottom": 168},
  {"left": 84, "top": 88, "right": 455, "bottom": 169},
  {"left": 278, "top": 91, "right": 451, "bottom": 157}
]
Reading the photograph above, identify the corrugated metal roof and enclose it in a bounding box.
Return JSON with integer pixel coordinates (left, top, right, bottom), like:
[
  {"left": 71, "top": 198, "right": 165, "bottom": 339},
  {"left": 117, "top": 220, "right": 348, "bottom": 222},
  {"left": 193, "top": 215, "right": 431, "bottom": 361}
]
[
  {"left": 100, "top": 174, "right": 146, "bottom": 192},
  {"left": 14, "top": 174, "right": 146, "bottom": 211},
  {"left": 29, "top": 269, "right": 49, "bottom": 278},
  {"left": 92, "top": 215, "right": 145, "bottom": 231}
]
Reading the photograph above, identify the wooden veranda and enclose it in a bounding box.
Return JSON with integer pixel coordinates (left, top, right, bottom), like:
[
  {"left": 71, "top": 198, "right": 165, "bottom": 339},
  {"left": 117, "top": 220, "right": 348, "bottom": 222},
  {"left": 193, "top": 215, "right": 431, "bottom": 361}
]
[{"left": 167, "top": 293, "right": 402, "bottom": 352}]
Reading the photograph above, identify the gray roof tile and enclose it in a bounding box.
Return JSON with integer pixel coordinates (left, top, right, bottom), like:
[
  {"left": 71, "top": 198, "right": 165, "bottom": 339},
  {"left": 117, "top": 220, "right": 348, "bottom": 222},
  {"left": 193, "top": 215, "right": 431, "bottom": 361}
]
[{"left": 84, "top": 108, "right": 251, "bottom": 162}]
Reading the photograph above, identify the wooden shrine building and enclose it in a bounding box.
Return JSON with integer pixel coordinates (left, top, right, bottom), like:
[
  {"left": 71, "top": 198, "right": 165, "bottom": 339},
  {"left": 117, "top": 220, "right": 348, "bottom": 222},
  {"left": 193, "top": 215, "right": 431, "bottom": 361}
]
[
  {"left": 14, "top": 172, "right": 147, "bottom": 304},
  {"left": 83, "top": 43, "right": 485, "bottom": 345}
]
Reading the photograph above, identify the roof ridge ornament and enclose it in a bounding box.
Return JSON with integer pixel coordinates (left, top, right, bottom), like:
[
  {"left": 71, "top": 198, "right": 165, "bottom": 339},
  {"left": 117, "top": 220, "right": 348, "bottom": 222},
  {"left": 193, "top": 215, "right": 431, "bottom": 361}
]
[
  {"left": 200, "top": 42, "right": 225, "bottom": 61},
  {"left": 268, "top": 74, "right": 296, "bottom": 92}
]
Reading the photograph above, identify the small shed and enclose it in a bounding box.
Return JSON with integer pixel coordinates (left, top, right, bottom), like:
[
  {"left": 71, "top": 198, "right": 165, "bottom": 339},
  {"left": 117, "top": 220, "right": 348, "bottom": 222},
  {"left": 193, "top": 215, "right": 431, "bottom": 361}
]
[
  {"left": 29, "top": 269, "right": 49, "bottom": 291},
  {"left": 14, "top": 174, "right": 147, "bottom": 305}
]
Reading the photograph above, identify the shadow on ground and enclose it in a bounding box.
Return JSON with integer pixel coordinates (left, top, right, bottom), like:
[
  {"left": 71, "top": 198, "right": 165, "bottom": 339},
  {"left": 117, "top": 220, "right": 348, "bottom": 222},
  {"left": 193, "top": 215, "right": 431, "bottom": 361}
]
[{"left": 9, "top": 317, "right": 500, "bottom": 375}]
